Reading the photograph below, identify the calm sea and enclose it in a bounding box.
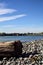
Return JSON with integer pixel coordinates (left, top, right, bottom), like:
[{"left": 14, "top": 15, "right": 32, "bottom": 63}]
[{"left": 0, "top": 36, "right": 43, "bottom": 42}]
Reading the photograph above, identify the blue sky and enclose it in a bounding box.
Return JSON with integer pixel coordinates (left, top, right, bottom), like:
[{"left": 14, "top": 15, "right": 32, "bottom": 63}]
[{"left": 0, "top": 0, "right": 43, "bottom": 33}]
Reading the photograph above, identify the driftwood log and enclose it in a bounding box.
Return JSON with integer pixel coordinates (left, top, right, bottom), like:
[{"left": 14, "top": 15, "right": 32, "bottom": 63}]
[{"left": 0, "top": 40, "right": 23, "bottom": 57}]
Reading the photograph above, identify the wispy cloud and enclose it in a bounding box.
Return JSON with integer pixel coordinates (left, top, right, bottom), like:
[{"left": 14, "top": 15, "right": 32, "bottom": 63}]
[
  {"left": 0, "top": 3, "right": 17, "bottom": 15},
  {"left": 0, "top": 14, "right": 26, "bottom": 22},
  {"left": 1, "top": 25, "right": 15, "bottom": 28},
  {"left": 0, "top": 9, "right": 17, "bottom": 15},
  {"left": 0, "top": 2, "right": 26, "bottom": 22}
]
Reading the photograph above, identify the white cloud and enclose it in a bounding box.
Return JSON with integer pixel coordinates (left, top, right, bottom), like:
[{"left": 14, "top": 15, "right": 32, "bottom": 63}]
[
  {"left": 0, "top": 14, "right": 26, "bottom": 22},
  {"left": 0, "top": 3, "right": 26, "bottom": 22},
  {"left": 0, "top": 9, "right": 17, "bottom": 15},
  {"left": 0, "top": 3, "right": 17, "bottom": 15}
]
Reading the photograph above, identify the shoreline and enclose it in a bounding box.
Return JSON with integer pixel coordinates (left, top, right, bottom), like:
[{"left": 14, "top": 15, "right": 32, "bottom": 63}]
[{"left": 0, "top": 40, "right": 43, "bottom": 64}]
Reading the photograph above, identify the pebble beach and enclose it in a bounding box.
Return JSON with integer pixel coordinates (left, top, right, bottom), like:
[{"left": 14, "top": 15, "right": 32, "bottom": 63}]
[{"left": 0, "top": 40, "right": 43, "bottom": 65}]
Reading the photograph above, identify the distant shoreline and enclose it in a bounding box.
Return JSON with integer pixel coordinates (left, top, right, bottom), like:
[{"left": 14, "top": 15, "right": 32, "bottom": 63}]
[{"left": 0, "top": 32, "right": 43, "bottom": 36}]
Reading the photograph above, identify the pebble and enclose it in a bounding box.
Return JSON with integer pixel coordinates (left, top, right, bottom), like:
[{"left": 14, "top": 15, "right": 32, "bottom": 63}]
[{"left": 0, "top": 40, "right": 43, "bottom": 65}]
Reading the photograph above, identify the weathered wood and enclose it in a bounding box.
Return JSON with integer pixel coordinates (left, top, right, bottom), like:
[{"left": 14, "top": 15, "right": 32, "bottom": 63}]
[{"left": 0, "top": 40, "right": 23, "bottom": 57}]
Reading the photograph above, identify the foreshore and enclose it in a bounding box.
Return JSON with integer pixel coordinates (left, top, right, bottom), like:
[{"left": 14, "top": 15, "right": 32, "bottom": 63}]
[{"left": 0, "top": 39, "right": 43, "bottom": 65}]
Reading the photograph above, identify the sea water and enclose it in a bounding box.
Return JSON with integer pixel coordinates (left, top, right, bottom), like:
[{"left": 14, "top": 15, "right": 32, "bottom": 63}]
[{"left": 0, "top": 36, "right": 43, "bottom": 42}]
